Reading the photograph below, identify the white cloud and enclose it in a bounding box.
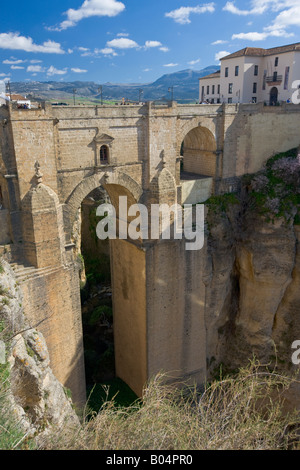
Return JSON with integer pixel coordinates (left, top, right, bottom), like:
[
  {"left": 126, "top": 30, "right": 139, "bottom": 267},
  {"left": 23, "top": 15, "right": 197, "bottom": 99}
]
[
  {"left": 106, "top": 37, "right": 139, "bottom": 49},
  {"left": 226, "top": 1, "right": 300, "bottom": 40},
  {"left": 232, "top": 31, "right": 268, "bottom": 41},
  {"left": 55, "top": 0, "right": 125, "bottom": 30},
  {"left": 163, "top": 63, "right": 179, "bottom": 67},
  {"left": 266, "top": 4, "right": 300, "bottom": 32},
  {"left": 10, "top": 65, "right": 24, "bottom": 69},
  {"left": 143, "top": 68, "right": 151, "bottom": 72},
  {"left": 144, "top": 40, "right": 162, "bottom": 48},
  {"left": 223, "top": 1, "right": 267, "bottom": 15},
  {"left": 27, "top": 65, "right": 44, "bottom": 73},
  {"left": 98, "top": 47, "right": 118, "bottom": 56},
  {"left": 188, "top": 58, "right": 201, "bottom": 65},
  {"left": 232, "top": 29, "right": 294, "bottom": 40},
  {"left": 3, "top": 58, "right": 26, "bottom": 64},
  {"left": 68, "top": 49, "right": 74, "bottom": 54},
  {"left": 71, "top": 67, "right": 88, "bottom": 73},
  {"left": 215, "top": 50, "right": 230, "bottom": 62},
  {"left": 30, "top": 59, "right": 42, "bottom": 63},
  {"left": 0, "top": 33, "right": 64, "bottom": 54},
  {"left": 78, "top": 46, "right": 90, "bottom": 52},
  {"left": 165, "top": 3, "right": 215, "bottom": 24},
  {"left": 159, "top": 46, "right": 170, "bottom": 52},
  {"left": 47, "top": 66, "right": 68, "bottom": 76},
  {"left": 211, "top": 39, "right": 228, "bottom": 45},
  {"left": 117, "top": 32, "right": 129, "bottom": 37}
]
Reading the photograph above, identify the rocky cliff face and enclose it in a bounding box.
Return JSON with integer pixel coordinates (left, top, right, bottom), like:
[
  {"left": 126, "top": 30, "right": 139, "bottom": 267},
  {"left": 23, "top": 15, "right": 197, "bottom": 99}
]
[
  {"left": 204, "top": 148, "right": 300, "bottom": 377},
  {"left": 0, "top": 260, "right": 79, "bottom": 446}
]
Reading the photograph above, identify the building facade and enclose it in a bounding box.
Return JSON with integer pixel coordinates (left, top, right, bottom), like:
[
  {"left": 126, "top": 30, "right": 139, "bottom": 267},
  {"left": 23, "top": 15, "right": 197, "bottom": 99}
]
[{"left": 200, "top": 42, "right": 300, "bottom": 105}]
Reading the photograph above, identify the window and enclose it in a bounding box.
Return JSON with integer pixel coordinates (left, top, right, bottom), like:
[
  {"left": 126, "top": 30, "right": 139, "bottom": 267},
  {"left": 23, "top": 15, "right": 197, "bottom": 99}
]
[
  {"left": 228, "top": 83, "right": 233, "bottom": 94},
  {"left": 275, "top": 57, "right": 279, "bottom": 67},
  {"left": 217, "top": 84, "right": 220, "bottom": 95},
  {"left": 254, "top": 65, "right": 258, "bottom": 76},
  {"left": 252, "top": 97, "right": 257, "bottom": 103},
  {"left": 273, "top": 71, "right": 278, "bottom": 82},
  {"left": 225, "top": 67, "right": 229, "bottom": 77},
  {"left": 284, "top": 66, "right": 290, "bottom": 90},
  {"left": 262, "top": 70, "right": 267, "bottom": 90},
  {"left": 207, "top": 85, "right": 210, "bottom": 95},
  {"left": 228, "top": 98, "right": 232, "bottom": 103},
  {"left": 253, "top": 82, "right": 257, "bottom": 93},
  {"left": 212, "top": 85, "right": 215, "bottom": 95},
  {"left": 100, "top": 145, "right": 109, "bottom": 164},
  {"left": 235, "top": 65, "right": 239, "bottom": 76},
  {"left": 201, "top": 86, "right": 204, "bottom": 100}
]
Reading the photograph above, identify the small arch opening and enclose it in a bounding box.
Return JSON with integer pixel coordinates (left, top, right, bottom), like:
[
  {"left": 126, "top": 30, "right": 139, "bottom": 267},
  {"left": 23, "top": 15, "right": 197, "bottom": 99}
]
[
  {"left": 100, "top": 145, "right": 109, "bottom": 165},
  {"left": 180, "top": 126, "right": 217, "bottom": 179}
]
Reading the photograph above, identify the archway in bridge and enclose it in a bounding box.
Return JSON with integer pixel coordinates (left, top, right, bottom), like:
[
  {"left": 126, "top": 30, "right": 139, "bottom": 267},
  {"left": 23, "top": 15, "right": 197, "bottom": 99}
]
[
  {"left": 69, "top": 176, "right": 147, "bottom": 405},
  {"left": 180, "top": 126, "right": 217, "bottom": 179}
]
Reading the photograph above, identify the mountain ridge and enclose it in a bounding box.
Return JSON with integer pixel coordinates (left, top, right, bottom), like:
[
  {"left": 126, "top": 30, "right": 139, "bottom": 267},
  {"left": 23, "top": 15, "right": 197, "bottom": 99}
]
[{"left": 9, "top": 65, "right": 219, "bottom": 102}]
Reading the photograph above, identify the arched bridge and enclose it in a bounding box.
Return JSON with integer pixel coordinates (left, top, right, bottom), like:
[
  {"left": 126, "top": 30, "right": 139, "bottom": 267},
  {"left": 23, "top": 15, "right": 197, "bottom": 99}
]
[{"left": 0, "top": 100, "right": 300, "bottom": 403}]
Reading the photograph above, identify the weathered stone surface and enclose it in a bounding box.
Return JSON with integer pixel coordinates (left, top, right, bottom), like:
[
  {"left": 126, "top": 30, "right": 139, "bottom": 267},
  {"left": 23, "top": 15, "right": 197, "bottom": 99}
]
[
  {"left": 0, "top": 260, "right": 80, "bottom": 440},
  {"left": 204, "top": 204, "right": 300, "bottom": 377}
]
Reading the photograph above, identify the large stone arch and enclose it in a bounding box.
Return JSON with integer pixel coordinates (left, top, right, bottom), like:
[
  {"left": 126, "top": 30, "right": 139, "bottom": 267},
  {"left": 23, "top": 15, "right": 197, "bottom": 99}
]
[
  {"left": 180, "top": 125, "right": 217, "bottom": 177},
  {"left": 64, "top": 170, "right": 143, "bottom": 241},
  {"left": 63, "top": 169, "right": 147, "bottom": 396}
]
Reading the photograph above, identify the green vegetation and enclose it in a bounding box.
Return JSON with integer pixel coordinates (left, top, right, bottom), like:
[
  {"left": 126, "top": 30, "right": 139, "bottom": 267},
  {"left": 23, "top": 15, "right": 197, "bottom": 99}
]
[
  {"left": 88, "top": 305, "right": 112, "bottom": 327},
  {"left": 82, "top": 253, "right": 111, "bottom": 287},
  {"left": 205, "top": 192, "right": 240, "bottom": 215},
  {"left": 87, "top": 378, "right": 139, "bottom": 412},
  {"left": 0, "top": 352, "right": 35, "bottom": 449},
  {"left": 245, "top": 147, "right": 300, "bottom": 224}
]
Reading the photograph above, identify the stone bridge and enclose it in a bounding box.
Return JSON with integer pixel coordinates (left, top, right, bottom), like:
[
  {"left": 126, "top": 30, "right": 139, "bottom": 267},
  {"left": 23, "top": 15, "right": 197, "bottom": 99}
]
[{"left": 0, "top": 100, "right": 300, "bottom": 404}]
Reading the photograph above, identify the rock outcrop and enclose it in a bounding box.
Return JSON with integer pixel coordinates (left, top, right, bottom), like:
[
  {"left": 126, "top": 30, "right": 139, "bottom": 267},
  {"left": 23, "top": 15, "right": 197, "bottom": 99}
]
[
  {"left": 0, "top": 259, "right": 79, "bottom": 444},
  {"left": 204, "top": 187, "right": 300, "bottom": 377}
]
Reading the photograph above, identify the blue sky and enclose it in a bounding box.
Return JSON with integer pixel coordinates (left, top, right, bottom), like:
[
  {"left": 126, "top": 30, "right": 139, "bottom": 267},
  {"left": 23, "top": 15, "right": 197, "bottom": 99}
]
[{"left": 0, "top": 0, "right": 299, "bottom": 84}]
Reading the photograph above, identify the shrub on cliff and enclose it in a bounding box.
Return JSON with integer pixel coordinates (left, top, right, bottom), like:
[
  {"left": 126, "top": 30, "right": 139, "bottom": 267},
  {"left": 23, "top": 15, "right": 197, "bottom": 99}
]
[{"left": 246, "top": 147, "right": 300, "bottom": 223}]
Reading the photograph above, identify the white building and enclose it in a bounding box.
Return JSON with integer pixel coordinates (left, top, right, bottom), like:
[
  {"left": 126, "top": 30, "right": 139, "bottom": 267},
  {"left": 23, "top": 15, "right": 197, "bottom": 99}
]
[{"left": 200, "top": 42, "right": 300, "bottom": 105}]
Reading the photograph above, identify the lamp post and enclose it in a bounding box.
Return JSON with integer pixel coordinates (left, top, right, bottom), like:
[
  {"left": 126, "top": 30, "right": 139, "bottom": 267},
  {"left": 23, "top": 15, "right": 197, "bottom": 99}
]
[
  {"left": 168, "top": 86, "right": 174, "bottom": 101},
  {"left": 73, "top": 88, "right": 77, "bottom": 106},
  {"left": 6, "top": 81, "right": 12, "bottom": 101},
  {"left": 139, "top": 88, "right": 143, "bottom": 103}
]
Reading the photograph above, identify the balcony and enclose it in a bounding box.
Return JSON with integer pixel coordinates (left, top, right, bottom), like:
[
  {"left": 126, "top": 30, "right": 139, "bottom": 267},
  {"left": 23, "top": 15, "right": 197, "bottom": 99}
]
[{"left": 266, "top": 75, "right": 283, "bottom": 85}]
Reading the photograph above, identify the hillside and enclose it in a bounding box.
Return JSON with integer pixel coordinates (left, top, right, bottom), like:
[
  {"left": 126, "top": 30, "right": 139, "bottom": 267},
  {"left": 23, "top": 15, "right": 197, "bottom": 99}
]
[{"left": 9, "top": 66, "right": 219, "bottom": 103}]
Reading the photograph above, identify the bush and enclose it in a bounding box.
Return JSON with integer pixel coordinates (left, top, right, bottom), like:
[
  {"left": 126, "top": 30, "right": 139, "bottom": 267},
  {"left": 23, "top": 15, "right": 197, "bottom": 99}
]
[
  {"left": 39, "top": 360, "right": 300, "bottom": 450},
  {"left": 247, "top": 148, "right": 300, "bottom": 223}
]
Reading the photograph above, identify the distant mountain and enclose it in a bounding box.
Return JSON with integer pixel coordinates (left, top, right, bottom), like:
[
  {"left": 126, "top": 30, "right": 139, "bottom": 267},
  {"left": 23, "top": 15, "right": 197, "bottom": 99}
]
[{"left": 10, "top": 66, "right": 219, "bottom": 103}]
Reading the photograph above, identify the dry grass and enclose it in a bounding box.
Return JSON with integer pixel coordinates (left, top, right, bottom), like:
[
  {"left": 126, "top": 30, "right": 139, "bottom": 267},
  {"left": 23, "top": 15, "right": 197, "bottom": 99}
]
[{"left": 38, "top": 360, "right": 300, "bottom": 451}]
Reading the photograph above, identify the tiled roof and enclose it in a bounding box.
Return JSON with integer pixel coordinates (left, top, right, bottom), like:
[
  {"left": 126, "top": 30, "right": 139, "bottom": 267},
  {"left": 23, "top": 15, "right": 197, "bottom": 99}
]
[
  {"left": 264, "top": 42, "right": 300, "bottom": 56},
  {"left": 199, "top": 71, "right": 220, "bottom": 80},
  {"left": 7, "top": 94, "right": 27, "bottom": 101},
  {"left": 221, "top": 42, "right": 300, "bottom": 60}
]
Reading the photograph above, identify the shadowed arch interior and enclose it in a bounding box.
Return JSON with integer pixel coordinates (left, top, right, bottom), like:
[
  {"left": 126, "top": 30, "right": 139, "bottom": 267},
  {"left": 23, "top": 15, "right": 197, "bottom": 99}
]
[{"left": 181, "top": 126, "right": 217, "bottom": 177}]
